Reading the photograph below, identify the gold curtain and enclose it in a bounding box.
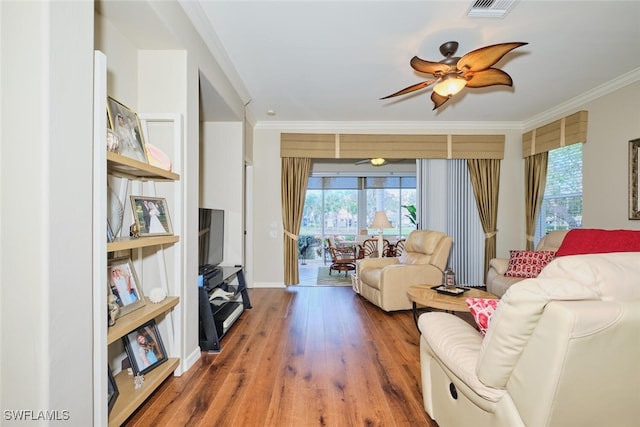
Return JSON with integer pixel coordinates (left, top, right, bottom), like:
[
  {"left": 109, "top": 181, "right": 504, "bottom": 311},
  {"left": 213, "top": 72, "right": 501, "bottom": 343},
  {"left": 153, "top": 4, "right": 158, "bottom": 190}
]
[
  {"left": 281, "top": 157, "right": 311, "bottom": 285},
  {"left": 467, "top": 159, "right": 501, "bottom": 281},
  {"left": 524, "top": 152, "right": 549, "bottom": 250}
]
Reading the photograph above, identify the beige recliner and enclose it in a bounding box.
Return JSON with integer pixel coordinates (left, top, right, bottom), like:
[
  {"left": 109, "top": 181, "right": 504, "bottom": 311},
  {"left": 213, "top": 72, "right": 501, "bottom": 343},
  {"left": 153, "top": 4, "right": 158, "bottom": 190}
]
[
  {"left": 486, "top": 230, "right": 568, "bottom": 297},
  {"left": 419, "top": 252, "right": 640, "bottom": 427},
  {"left": 357, "top": 230, "right": 452, "bottom": 311}
]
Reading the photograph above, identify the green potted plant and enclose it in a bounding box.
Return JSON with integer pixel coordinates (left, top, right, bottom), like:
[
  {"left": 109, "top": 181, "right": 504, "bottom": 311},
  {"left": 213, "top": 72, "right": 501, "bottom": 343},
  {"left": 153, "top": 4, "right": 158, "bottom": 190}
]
[{"left": 402, "top": 204, "right": 417, "bottom": 227}]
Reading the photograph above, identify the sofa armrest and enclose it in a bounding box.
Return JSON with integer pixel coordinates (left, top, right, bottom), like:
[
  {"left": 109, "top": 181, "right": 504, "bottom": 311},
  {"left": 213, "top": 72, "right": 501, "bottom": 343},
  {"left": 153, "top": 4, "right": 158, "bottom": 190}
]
[
  {"left": 488, "top": 258, "right": 509, "bottom": 275},
  {"left": 419, "top": 312, "right": 504, "bottom": 403}
]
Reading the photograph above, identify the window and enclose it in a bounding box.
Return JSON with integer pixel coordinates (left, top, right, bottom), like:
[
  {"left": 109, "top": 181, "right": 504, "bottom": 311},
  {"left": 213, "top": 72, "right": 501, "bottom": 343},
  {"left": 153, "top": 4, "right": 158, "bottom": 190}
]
[
  {"left": 535, "top": 143, "right": 583, "bottom": 245},
  {"left": 300, "top": 176, "right": 416, "bottom": 245}
]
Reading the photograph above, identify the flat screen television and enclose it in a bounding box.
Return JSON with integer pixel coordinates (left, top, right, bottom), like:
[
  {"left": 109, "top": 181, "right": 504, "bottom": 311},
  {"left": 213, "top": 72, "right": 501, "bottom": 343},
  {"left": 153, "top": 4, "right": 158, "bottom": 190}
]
[{"left": 199, "top": 208, "right": 224, "bottom": 268}]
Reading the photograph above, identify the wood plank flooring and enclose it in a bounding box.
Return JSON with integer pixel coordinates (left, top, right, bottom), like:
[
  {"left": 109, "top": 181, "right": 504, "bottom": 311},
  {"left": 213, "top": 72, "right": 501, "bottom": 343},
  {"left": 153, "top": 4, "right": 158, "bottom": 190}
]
[{"left": 122, "top": 286, "right": 438, "bottom": 426}]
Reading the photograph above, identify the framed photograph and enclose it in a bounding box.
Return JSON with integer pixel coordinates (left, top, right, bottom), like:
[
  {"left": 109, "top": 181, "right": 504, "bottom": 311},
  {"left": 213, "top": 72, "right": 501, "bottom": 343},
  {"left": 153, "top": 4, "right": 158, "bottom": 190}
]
[
  {"left": 107, "top": 367, "right": 119, "bottom": 414},
  {"left": 106, "top": 96, "right": 148, "bottom": 164},
  {"left": 630, "top": 138, "right": 640, "bottom": 220},
  {"left": 107, "top": 257, "right": 146, "bottom": 318},
  {"left": 122, "top": 320, "right": 168, "bottom": 375},
  {"left": 129, "top": 196, "right": 173, "bottom": 236}
]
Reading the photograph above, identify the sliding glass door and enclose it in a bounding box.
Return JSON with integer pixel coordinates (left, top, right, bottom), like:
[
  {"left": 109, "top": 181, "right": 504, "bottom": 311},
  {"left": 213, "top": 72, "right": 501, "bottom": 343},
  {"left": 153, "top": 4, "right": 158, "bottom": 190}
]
[{"left": 300, "top": 175, "right": 416, "bottom": 261}]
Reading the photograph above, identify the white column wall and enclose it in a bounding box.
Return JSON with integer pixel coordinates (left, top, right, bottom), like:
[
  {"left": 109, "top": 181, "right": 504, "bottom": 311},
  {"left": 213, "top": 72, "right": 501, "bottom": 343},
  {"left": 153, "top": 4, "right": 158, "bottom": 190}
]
[{"left": 1, "top": 1, "right": 94, "bottom": 424}]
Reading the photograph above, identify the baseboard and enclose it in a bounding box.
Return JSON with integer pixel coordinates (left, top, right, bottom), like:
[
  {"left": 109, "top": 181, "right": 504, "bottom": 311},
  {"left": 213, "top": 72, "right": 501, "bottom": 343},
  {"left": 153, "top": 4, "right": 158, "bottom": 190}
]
[
  {"left": 179, "top": 347, "right": 202, "bottom": 375},
  {"left": 251, "top": 282, "right": 286, "bottom": 288}
]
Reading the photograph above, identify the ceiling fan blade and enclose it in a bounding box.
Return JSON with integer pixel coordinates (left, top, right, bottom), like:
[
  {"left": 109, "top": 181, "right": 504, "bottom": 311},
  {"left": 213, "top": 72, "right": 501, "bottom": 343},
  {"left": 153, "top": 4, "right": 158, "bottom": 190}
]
[
  {"left": 380, "top": 80, "right": 436, "bottom": 99},
  {"left": 465, "top": 68, "right": 513, "bottom": 88},
  {"left": 355, "top": 159, "right": 371, "bottom": 165},
  {"left": 431, "top": 91, "right": 450, "bottom": 110},
  {"left": 410, "top": 56, "right": 452, "bottom": 75},
  {"left": 456, "top": 42, "right": 528, "bottom": 73}
]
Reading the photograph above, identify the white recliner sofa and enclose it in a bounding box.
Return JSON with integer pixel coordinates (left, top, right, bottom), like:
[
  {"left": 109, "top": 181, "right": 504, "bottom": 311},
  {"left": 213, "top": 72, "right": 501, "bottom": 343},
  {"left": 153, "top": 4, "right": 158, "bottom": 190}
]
[
  {"left": 418, "top": 252, "right": 640, "bottom": 427},
  {"left": 357, "top": 230, "right": 452, "bottom": 311},
  {"left": 486, "top": 230, "right": 568, "bottom": 297}
]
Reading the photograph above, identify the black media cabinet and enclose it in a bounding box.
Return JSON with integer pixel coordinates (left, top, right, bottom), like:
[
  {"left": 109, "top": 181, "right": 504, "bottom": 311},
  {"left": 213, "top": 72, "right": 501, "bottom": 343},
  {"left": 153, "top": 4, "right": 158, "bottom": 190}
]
[{"left": 198, "top": 265, "right": 252, "bottom": 352}]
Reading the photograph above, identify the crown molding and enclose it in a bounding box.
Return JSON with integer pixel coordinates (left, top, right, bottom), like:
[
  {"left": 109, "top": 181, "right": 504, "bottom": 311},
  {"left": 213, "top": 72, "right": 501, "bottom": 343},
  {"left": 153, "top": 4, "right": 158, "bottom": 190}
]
[
  {"left": 178, "top": 0, "right": 251, "bottom": 104},
  {"left": 523, "top": 67, "right": 640, "bottom": 131},
  {"left": 254, "top": 120, "right": 523, "bottom": 132}
]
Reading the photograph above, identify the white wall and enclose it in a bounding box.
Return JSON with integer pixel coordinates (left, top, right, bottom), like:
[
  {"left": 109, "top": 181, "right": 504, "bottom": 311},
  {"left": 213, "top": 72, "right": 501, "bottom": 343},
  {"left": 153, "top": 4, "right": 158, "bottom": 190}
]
[
  {"left": 200, "top": 121, "right": 245, "bottom": 267},
  {"left": 581, "top": 82, "right": 640, "bottom": 228},
  {"left": 252, "top": 129, "right": 288, "bottom": 287},
  {"left": 1, "top": 1, "right": 95, "bottom": 424}
]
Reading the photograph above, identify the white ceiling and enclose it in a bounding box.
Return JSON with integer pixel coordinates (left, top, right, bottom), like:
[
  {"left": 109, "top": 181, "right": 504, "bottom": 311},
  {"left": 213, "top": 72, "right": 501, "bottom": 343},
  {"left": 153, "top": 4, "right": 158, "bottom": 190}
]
[{"left": 186, "top": 0, "right": 640, "bottom": 125}]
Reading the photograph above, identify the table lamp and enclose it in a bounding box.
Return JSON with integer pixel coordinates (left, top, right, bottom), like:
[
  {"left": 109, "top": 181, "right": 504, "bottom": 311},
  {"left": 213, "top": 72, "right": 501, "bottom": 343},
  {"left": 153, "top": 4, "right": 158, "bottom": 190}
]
[{"left": 369, "top": 211, "right": 392, "bottom": 257}]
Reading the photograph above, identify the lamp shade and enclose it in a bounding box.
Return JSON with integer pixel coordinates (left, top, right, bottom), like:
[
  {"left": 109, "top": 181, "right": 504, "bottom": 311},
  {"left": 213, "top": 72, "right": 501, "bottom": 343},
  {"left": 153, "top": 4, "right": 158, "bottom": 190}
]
[
  {"left": 369, "top": 211, "right": 392, "bottom": 229},
  {"left": 370, "top": 158, "right": 386, "bottom": 166},
  {"left": 433, "top": 74, "right": 466, "bottom": 97}
]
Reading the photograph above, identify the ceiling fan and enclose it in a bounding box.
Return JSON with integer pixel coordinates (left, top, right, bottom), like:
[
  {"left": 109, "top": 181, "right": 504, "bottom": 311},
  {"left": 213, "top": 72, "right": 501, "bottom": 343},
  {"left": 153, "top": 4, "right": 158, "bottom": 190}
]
[
  {"left": 355, "top": 158, "right": 403, "bottom": 166},
  {"left": 381, "top": 41, "right": 528, "bottom": 110}
]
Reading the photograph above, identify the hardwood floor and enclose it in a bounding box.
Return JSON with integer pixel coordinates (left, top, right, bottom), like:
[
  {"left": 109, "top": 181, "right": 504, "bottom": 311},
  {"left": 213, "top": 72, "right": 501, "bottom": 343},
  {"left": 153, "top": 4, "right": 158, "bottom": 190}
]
[{"left": 123, "top": 286, "right": 438, "bottom": 426}]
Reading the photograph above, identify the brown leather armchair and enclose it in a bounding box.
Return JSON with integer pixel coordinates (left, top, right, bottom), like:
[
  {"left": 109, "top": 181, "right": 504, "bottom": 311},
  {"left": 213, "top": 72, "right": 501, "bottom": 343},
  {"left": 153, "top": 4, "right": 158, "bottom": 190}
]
[{"left": 357, "top": 230, "right": 452, "bottom": 311}]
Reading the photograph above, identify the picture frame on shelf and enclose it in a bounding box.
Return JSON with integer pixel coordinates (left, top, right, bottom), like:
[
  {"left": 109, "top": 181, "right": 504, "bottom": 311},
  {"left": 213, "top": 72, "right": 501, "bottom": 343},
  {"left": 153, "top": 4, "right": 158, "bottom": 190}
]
[
  {"left": 130, "top": 196, "right": 173, "bottom": 236},
  {"left": 122, "top": 320, "right": 168, "bottom": 375},
  {"left": 106, "top": 96, "right": 148, "bottom": 164},
  {"left": 107, "top": 257, "right": 146, "bottom": 318},
  {"left": 107, "top": 367, "right": 118, "bottom": 415},
  {"left": 629, "top": 138, "right": 639, "bottom": 220}
]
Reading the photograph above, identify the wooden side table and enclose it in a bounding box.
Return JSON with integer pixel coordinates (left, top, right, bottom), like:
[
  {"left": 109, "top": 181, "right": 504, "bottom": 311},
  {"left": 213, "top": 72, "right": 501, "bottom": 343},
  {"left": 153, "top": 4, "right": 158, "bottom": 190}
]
[{"left": 407, "top": 285, "right": 498, "bottom": 329}]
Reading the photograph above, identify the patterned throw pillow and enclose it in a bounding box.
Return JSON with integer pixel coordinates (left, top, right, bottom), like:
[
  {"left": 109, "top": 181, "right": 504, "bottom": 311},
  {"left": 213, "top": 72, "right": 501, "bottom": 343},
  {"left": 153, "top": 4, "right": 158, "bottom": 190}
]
[
  {"left": 504, "top": 250, "right": 556, "bottom": 278},
  {"left": 466, "top": 298, "right": 499, "bottom": 336}
]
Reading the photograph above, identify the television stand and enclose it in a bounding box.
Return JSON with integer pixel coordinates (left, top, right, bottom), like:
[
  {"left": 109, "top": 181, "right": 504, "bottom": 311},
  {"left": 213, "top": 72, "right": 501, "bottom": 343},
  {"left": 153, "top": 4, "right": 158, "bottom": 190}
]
[{"left": 198, "top": 265, "right": 252, "bottom": 352}]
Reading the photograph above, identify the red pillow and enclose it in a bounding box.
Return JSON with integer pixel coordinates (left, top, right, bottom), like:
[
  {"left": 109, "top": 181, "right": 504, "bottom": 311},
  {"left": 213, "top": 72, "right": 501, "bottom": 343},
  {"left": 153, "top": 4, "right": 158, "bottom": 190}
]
[
  {"left": 504, "top": 250, "right": 556, "bottom": 278},
  {"left": 466, "top": 298, "right": 499, "bottom": 336}
]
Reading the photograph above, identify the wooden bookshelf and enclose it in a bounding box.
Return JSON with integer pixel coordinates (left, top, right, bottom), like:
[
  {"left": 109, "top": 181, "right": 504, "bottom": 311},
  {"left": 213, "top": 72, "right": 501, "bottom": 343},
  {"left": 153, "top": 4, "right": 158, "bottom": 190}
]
[
  {"left": 107, "top": 235, "right": 180, "bottom": 253},
  {"left": 107, "top": 152, "right": 179, "bottom": 181},
  {"left": 107, "top": 297, "right": 179, "bottom": 345},
  {"left": 108, "top": 358, "right": 180, "bottom": 427}
]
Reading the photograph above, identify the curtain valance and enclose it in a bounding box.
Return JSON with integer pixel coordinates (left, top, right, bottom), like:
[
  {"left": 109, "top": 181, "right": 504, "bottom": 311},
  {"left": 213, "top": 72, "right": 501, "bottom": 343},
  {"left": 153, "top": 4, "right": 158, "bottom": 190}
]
[
  {"left": 281, "top": 133, "right": 505, "bottom": 160},
  {"left": 522, "top": 110, "right": 588, "bottom": 158}
]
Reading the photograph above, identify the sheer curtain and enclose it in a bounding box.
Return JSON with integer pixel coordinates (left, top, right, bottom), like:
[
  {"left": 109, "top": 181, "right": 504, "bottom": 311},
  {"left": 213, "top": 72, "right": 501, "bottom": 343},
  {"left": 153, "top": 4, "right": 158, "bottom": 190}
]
[
  {"left": 417, "top": 159, "right": 484, "bottom": 286},
  {"left": 281, "top": 157, "right": 311, "bottom": 285},
  {"left": 524, "top": 152, "right": 548, "bottom": 250}
]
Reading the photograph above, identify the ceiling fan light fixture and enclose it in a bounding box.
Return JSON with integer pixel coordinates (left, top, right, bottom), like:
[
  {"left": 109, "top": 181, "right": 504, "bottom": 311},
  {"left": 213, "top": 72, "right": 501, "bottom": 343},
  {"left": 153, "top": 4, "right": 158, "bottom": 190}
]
[
  {"left": 433, "top": 74, "right": 466, "bottom": 97},
  {"left": 370, "top": 158, "right": 386, "bottom": 166}
]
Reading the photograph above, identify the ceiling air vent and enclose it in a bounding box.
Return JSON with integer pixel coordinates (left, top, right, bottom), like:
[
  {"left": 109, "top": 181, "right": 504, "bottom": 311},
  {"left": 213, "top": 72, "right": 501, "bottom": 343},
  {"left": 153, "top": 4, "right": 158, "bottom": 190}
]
[{"left": 467, "top": 0, "right": 519, "bottom": 18}]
